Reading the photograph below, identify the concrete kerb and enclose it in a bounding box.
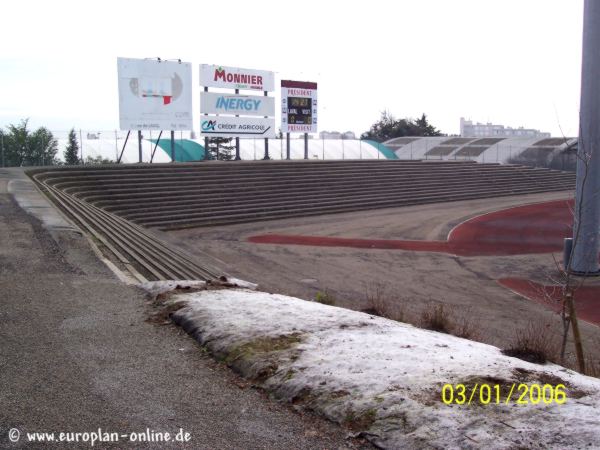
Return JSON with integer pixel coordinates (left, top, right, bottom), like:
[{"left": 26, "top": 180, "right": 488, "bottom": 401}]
[{"left": 8, "top": 178, "right": 79, "bottom": 233}]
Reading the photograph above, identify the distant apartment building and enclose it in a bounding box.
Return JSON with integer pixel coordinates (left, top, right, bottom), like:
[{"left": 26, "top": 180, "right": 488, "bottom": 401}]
[{"left": 460, "top": 117, "right": 550, "bottom": 138}]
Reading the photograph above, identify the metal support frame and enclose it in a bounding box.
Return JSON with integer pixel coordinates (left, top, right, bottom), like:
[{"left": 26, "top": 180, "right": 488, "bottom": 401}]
[
  {"left": 117, "top": 130, "right": 131, "bottom": 164},
  {"left": 150, "top": 130, "right": 163, "bottom": 163}
]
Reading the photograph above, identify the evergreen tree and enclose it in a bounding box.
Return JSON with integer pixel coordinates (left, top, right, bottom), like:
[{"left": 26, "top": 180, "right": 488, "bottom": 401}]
[
  {"left": 64, "top": 128, "right": 80, "bottom": 165},
  {"left": 361, "top": 111, "right": 443, "bottom": 142}
]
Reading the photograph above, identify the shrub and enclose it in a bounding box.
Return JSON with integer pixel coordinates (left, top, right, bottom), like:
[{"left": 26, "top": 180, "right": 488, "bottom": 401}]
[
  {"left": 502, "top": 321, "right": 560, "bottom": 364},
  {"left": 315, "top": 290, "right": 336, "bottom": 306}
]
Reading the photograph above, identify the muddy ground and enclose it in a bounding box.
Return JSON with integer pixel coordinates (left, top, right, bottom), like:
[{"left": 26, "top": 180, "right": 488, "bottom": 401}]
[{"left": 160, "top": 191, "right": 600, "bottom": 364}]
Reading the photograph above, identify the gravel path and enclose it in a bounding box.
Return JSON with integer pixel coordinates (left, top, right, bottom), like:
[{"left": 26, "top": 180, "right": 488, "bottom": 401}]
[{"left": 0, "top": 170, "right": 371, "bottom": 449}]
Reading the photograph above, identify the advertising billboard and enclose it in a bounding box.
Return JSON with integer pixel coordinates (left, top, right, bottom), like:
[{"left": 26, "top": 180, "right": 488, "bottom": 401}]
[
  {"left": 199, "top": 64, "right": 275, "bottom": 92},
  {"left": 117, "top": 57, "right": 193, "bottom": 130},
  {"left": 200, "top": 116, "right": 275, "bottom": 138},
  {"left": 281, "top": 80, "right": 318, "bottom": 133},
  {"left": 200, "top": 92, "right": 275, "bottom": 117}
]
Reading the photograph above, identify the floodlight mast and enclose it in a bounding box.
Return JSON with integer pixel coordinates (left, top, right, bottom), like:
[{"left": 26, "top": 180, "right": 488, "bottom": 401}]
[{"left": 572, "top": 0, "right": 600, "bottom": 274}]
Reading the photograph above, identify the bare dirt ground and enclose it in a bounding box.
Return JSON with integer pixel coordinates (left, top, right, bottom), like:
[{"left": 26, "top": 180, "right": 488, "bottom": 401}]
[
  {"left": 163, "top": 191, "right": 600, "bottom": 363},
  {"left": 0, "top": 168, "right": 373, "bottom": 449}
]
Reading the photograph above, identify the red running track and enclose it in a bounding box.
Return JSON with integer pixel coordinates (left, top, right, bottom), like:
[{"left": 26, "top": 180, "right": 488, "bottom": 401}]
[
  {"left": 499, "top": 278, "right": 600, "bottom": 325},
  {"left": 248, "top": 199, "right": 575, "bottom": 257},
  {"left": 248, "top": 199, "right": 600, "bottom": 324}
]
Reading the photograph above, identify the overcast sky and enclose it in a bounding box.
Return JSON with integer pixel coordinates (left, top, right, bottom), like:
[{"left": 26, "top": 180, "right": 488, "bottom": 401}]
[{"left": 0, "top": 0, "right": 584, "bottom": 137}]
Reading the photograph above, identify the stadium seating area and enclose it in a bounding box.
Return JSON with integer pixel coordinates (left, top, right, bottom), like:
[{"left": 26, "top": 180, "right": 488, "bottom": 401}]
[{"left": 29, "top": 160, "right": 575, "bottom": 281}]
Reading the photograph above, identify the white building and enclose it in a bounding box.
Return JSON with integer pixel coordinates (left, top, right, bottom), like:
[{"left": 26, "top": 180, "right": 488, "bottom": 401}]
[
  {"left": 460, "top": 117, "right": 550, "bottom": 138},
  {"left": 319, "top": 131, "right": 357, "bottom": 140}
]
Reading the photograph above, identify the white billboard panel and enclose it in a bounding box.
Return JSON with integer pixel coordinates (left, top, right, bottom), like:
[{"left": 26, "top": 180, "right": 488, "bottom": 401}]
[
  {"left": 200, "top": 92, "right": 275, "bottom": 117},
  {"left": 117, "top": 57, "right": 193, "bottom": 130},
  {"left": 281, "top": 80, "right": 318, "bottom": 133},
  {"left": 200, "top": 116, "right": 275, "bottom": 138},
  {"left": 199, "top": 64, "right": 275, "bottom": 92}
]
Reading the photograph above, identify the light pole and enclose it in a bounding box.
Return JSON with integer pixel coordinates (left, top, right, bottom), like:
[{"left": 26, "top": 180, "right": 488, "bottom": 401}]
[{"left": 572, "top": 0, "right": 600, "bottom": 274}]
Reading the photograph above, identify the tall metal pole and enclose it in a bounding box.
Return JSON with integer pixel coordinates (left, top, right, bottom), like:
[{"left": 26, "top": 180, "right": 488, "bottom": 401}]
[
  {"left": 79, "top": 129, "right": 84, "bottom": 163},
  {"left": 138, "top": 130, "right": 143, "bottom": 163},
  {"left": 171, "top": 130, "right": 175, "bottom": 162},
  {"left": 572, "top": 0, "right": 600, "bottom": 274},
  {"left": 263, "top": 90, "right": 270, "bottom": 160},
  {"left": 304, "top": 133, "right": 308, "bottom": 159},
  {"left": 286, "top": 132, "right": 290, "bottom": 160},
  {"left": 235, "top": 88, "right": 241, "bottom": 160},
  {"left": 204, "top": 86, "right": 209, "bottom": 161},
  {"left": 1, "top": 133, "right": 4, "bottom": 167}
]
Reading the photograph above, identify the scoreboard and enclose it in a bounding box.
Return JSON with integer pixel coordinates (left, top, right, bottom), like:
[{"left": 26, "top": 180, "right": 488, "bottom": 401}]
[
  {"left": 281, "top": 80, "right": 318, "bottom": 133},
  {"left": 287, "top": 97, "right": 313, "bottom": 125}
]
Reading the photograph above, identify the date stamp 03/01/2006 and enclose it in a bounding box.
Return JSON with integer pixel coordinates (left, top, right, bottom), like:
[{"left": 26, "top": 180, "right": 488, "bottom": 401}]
[{"left": 441, "top": 383, "right": 567, "bottom": 406}]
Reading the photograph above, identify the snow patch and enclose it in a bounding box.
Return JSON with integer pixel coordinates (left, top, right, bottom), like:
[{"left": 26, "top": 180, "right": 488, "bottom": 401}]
[
  {"left": 172, "top": 289, "right": 600, "bottom": 449},
  {"left": 139, "top": 277, "right": 257, "bottom": 298}
]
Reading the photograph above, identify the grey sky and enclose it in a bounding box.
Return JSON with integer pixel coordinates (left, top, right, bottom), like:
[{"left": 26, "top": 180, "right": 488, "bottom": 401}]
[{"left": 0, "top": 0, "right": 584, "bottom": 137}]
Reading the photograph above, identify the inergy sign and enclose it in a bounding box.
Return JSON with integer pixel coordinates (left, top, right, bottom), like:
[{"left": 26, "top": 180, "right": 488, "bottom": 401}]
[
  {"left": 217, "top": 96, "right": 261, "bottom": 111},
  {"left": 200, "top": 64, "right": 275, "bottom": 91},
  {"left": 200, "top": 92, "right": 275, "bottom": 116}
]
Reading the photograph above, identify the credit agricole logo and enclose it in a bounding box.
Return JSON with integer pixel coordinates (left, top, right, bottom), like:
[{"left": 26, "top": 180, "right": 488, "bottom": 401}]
[{"left": 214, "top": 66, "right": 264, "bottom": 90}]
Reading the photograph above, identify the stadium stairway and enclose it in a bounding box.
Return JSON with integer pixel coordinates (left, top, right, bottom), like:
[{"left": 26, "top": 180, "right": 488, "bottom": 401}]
[{"left": 29, "top": 160, "right": 575, "bottom": 281}]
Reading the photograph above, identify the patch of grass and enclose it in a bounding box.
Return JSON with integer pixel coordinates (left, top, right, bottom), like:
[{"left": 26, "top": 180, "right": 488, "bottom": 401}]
[
  {"left": 145, "top": 300, "right": 187, "bottom": 325},
  {"left": 226, "top": 333, "right": 303, "bottom": 365},
  {"left": 224, "top": 334, "right": 303, "bottom": 383},
  {"left": 451, "top": 307, "right": 479, "bottom": 340},
  {"left": 315, "top": 290, "right": 336, "bottom": 306},
  {"left": 438, "top": 370, "right": 589, "bottom": 406},
  {"left": 512, "top": 367, "right": 588, "bottom": 399},
  {"left": 418, "top": 302, "right": 479, "bottom": 339},
  {"left": 343, "top": 408, "right": 377, "bottom": 432},
  {"left": 420, "top": 303, "right": 452, "bottom": 333},
  {"left": 502, "top": 321, "right": 560, "bottom": 364},
  {"left": 362, "top": 281, "right": 406, "bottom": 322}
]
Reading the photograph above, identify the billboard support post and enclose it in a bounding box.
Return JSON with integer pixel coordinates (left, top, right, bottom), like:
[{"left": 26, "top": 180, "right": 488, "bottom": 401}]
[
  {"left": 138, "top": 130, "right": 142, "bottom": 163},
  {"left": 203, "top": 86, "right": 209, "bottom": 161},
  {"left": 286, "top": 133, "right": 290, "bottom": 160},
  {"left": 170, "top": 130, "right": 175, "bottom": 162},
  {"left": 150, "top": 130, "right": 163, "bottom": 163},
  {"left": 263, "top": 90, "right": 270, "bottom": 160},
  {"left": 235, "top": 88, "right": 241, "bottom": 161},
  {"left": 117, "top": 130, "right": 130, "bottom": 163},
  {"left": 304, "top": 133, "right": 308, "bottom": 160},
  {"left": 79, "top": 129, "right": 84, "bottom": 163}
]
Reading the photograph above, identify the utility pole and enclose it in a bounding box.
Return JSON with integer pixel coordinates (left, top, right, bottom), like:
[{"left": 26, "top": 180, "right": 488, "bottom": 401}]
[{"left": 572, "top": 0, "right": 600, "bottom": 274}]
